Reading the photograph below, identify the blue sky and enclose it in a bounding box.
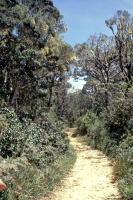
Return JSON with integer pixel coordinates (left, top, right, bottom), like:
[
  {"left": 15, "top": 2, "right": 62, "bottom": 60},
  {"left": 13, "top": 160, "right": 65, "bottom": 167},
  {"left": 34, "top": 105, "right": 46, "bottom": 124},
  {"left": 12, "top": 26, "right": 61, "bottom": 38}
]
[{"left": 53, "top": 0, "right": 133, "bottom": 88}]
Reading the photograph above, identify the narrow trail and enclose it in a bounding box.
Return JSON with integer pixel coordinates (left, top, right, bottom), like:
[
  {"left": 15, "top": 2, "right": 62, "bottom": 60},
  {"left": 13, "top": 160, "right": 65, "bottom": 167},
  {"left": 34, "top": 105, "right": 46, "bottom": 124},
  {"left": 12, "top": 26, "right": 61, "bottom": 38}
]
[{"left": 42, "top": 128, "right": 123, "bottom": 200}]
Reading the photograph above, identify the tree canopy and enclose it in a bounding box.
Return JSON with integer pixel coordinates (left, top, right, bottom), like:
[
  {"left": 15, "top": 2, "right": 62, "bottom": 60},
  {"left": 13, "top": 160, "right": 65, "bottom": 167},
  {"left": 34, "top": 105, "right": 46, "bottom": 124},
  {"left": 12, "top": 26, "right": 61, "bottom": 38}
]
[{"left": 0, "top": 0, "right": 75, "bottom": 119}]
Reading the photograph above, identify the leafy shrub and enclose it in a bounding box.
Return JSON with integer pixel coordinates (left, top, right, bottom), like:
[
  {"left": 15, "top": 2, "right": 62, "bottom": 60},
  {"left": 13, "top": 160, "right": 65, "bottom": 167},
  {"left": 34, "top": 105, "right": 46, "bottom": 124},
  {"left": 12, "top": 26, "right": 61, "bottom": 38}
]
[
  {"left": 113, "top": 141, "right": 133, "bottom": 184},
  {"left": 113, "top": 152, "right": 133, "bottom": 178},
  {"left": 0, "top": 108, "right": 69, "bottom": 166},
  {"left": 75, "top": 111, "right": 111, "bottom": 151},
  {"left": 0, "top": 108, "right": 73, "bottom": 199},
  {"left": 0, "top": 145, "right": 76, "bottom": 200},
  {"left": 0, "top": 108, "right": 26, "bottom": 158},
  {"left": 75, "top": 114, "right": 90, "bottom": 136},
  {"left": 118, "top": 134, "right": 133, "bottom": 150},
  {"left": 0, "top": 114, "right": 5, "bottom": 132},
  {"left": 23, "top": 120, "right": 69, "bottom": 167},
  {"left": 101, "top": 96, "right": 133, "bottom": 144},
  {"left": 87, "top": 114, "right": 106, "bottom": 149},
  {"left": 118, "top": 174, "right": 133, "bottom": 199}
]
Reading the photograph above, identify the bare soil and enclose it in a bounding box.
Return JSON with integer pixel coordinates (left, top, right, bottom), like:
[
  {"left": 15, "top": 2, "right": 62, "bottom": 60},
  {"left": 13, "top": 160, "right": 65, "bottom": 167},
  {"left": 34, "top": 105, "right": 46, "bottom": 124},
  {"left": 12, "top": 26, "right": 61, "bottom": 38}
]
[{"left": 41, "top": 128, "right": 123, "bottom": 200}]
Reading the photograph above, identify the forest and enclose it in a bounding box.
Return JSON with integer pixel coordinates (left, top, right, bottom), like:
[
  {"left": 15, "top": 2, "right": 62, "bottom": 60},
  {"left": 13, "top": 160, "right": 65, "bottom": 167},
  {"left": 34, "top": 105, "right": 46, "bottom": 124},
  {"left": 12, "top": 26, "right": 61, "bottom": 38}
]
[{"left": 0, "top": 0, "right": 133, "bottom": 199}]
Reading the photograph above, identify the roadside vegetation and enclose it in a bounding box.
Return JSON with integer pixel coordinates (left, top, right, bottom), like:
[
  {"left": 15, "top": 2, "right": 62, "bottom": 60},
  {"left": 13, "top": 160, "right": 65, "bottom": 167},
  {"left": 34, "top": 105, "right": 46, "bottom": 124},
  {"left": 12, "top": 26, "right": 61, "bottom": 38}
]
[
  {"left": 0, "top": 108, "right": 76, "bottom": 200},
  {"left": 73, "top": 10, "right": 133, "bottom": 199},
  {"left": 0, "top": 0, "right": 133, "bottom": 199},
  {"left": 74, "top": 108, "right": 133, "bottom": 199},
  {"left": 0, "top": 0, "right": 76, "bottom": 199}
]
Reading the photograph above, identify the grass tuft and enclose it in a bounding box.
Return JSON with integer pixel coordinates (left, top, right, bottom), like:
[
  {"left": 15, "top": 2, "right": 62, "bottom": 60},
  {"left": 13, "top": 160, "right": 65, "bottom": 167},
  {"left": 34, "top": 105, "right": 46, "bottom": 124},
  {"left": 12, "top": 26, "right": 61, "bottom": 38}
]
[{"left": 0, "top": 145, "right": 76, "bottom": 200}]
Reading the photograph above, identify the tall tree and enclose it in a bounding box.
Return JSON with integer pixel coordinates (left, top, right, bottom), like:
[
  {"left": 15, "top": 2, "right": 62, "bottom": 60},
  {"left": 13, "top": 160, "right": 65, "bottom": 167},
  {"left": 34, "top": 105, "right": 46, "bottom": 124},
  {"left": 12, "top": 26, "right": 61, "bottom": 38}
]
[
  {"left": 74, "top": 34, "right": 120, "bottom": 107},
  {"left": 105, "top": 10, "right": 133, "bottom": 82},
  {"left": 0, "top": 0, "right": 74, "bottom": 118}
]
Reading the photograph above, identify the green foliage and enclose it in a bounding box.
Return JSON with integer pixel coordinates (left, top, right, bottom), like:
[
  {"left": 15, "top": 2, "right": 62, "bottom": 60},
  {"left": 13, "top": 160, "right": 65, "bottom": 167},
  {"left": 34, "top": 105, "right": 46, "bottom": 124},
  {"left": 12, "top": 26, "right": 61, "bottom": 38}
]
[
  {"left": 75, "top": 111, "right": 96, "bottom": 135},
  {"left": 0, "top": 108, "right": 26, "bottom": 158},
  {"left": 72, "top": 9, "right": 133, "bottom": 200},
  {"left": 0, "top": 145, "right": 76, "bottom": 200},
  {"left": 0, "top": 0, "right": 76, "bottom": 199},
  {"left": 118, "top": 175, "right": 133, "bottom": 199},
  {"left": 0, "top": 0, "right": 75, "bottom": 117},
  {"left": 102, "top": 101, "right": 131, "bottom": 144},
  {"left": 75, "top": 107, "right": 133, "bottom": 199},
  {"left": 0, "top": 108, "right": 69, "bottom": 164},
  {"left": 0, "top": 114, "right": 5, "bottom": 132},
  {"left": 75, "top": 113, "right": 89, "bottom": 136},
  {"left": 113, "top": 150, "right": 133, "bottom": 178},
  {"left": 75, "top": 111, "right": 108, "bottom": 150},
  {"left": 0, "top": 107, "right": 74, "bottom": 199},
  {"left": 24, "top": 121, "right": 69, "bottom": 167}
]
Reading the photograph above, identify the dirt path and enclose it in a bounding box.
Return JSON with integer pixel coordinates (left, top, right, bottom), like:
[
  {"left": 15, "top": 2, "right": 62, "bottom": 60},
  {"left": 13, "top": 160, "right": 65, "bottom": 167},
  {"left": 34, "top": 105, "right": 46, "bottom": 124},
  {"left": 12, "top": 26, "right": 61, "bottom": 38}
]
[{"left": 42, "top": 128, "right": 123, "bottom": 200}]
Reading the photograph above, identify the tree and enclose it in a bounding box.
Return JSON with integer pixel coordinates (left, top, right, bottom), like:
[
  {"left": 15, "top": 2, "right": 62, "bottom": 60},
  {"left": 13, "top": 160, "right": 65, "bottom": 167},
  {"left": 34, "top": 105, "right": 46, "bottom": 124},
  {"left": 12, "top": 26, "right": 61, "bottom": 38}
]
[
  {"left": 74, "top": 34, "right": 120, "bottom": 107},
  {"left": 0, "top": 0, "right": 74, "bottom": 119},
  {"left": 40, "top": 40, "right": 75, "bottom": 109},
  {"left": 105, "top": 10, "right": 133, "bottom": 82}
]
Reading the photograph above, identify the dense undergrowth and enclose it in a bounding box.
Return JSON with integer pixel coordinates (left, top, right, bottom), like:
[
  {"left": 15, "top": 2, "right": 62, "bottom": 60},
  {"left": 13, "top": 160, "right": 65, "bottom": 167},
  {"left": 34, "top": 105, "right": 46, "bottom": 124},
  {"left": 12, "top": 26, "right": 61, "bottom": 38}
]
[
  {"left": 0, "top": 108, "right": 76, "bottom": 199},
  {"left": 75, "top": 107, "right": 133, "bottom": 200},
  {"left": 1, "top": 3, "right": 133, "bottom": 199}
]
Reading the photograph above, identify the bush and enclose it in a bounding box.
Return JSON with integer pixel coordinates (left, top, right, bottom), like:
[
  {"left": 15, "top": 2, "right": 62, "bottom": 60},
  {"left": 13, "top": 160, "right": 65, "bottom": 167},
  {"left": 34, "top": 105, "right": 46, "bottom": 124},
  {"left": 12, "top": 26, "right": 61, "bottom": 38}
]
[
  {"left": 23, "top": 123, "right": 69, "bottom": 167},
  {"left": 113, "top": 135, "right": 133, "bottom": 177},
  {"left": 0, "top": 108, "right": 74, "bottom": 199},
  {"left": 118, "top": 174, "right": 133, "bottom": 199},
  {"left": 0, "top": 145, "right": 76, "bottom": 200},
  {"left": 113, "top": 151, "right": 133, "bottom": 179},
  {"left": 0, "top": 108, "right": 69, "bottom": 166},
  {"left": 0, "top": 108, "right": 26, "bottom": 158},
  {"left": 86, "top": 114, "right": 106, "bottom": 149},
  {"left": 75, "top": 114, "right": 90, "bottom": 136}
]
